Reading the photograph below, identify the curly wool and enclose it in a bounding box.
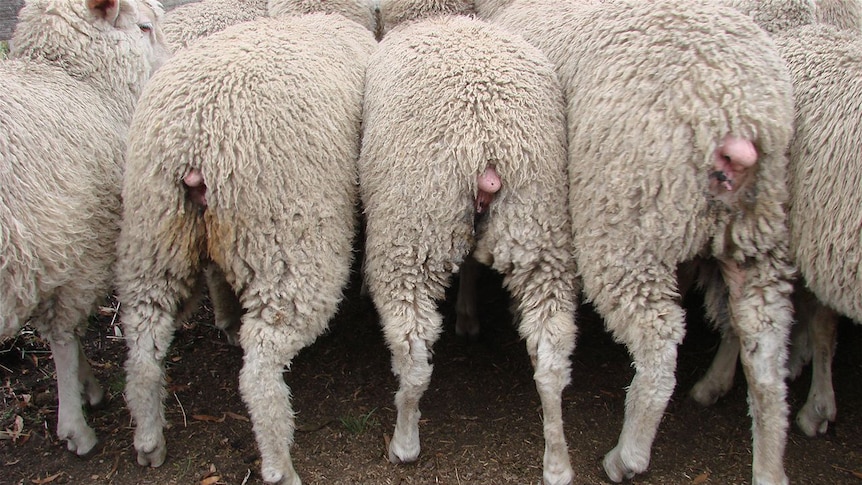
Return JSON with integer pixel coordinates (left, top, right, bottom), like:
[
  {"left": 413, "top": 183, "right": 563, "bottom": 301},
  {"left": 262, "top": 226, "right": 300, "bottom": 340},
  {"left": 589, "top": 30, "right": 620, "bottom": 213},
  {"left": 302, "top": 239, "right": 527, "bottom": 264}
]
[
  {"left": 483, "top": 0, "right": 794, "bottom": 301},
  {"left": 720, "top": 0, "right": 817, "bottom": 33},
  {"left": 378, "top": 0, "right": 474, "bottom": 34},
  {"left": 362, "top": 15, "right": 574, "bottom": 323},
  {"left": 270, "top": 0, "right": 379, "bottom": 32}
]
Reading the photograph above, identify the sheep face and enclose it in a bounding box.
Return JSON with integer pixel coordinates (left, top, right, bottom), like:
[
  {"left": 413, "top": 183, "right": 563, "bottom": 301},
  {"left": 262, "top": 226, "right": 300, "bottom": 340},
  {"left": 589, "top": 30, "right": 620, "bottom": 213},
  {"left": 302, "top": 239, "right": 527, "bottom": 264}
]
[{"left": 10, "top": 0, "right": 171, "bottom": 100}]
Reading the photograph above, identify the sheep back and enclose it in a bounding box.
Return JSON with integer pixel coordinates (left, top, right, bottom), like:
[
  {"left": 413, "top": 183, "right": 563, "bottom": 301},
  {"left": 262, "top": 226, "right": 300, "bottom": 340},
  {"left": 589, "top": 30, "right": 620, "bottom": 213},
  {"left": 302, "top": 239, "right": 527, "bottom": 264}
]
[
  {"left": 162, "top": 0, "right": 268, "bottom": 51},
  {"left": 720, "top": 0, "right": 818, "bottom": 33},
  {"left": 269, "top": 0, "right": 378, "bottom": 33},
  {"left": 776, "top": 25, "right": 862, "bottom": 322},
  {"left": 378, "top": 0, "right": 475, "bottom": 34},
  {"left": 816, "top": 0, "right": 862, "bottom": 31}
]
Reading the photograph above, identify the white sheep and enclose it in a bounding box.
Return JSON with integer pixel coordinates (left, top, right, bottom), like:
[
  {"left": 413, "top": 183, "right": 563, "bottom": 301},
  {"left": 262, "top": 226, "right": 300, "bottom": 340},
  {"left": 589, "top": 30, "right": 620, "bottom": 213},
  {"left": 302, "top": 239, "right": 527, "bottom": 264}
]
[
  {"left": 691, "top": 23, "right": 862, "bottom": 439},
  {"left": 115, "top": 5, "right": 376, "bottom": 484},
  {"left": 362, "top": 3, "right": 577, "bottom": 483},
  {"left": 0, "top": 0, "right": 169, "bottom": 456},
  {"left": 475, "top": 1, "right": 797, "bottom": 483}
]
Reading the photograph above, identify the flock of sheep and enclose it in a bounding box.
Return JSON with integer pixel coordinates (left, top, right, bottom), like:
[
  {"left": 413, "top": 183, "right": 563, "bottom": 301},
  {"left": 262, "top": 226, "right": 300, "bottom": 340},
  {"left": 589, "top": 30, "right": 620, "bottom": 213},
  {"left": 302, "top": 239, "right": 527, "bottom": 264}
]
[{"left": 0, "top": 0, "right": 859, "bottom": 484}]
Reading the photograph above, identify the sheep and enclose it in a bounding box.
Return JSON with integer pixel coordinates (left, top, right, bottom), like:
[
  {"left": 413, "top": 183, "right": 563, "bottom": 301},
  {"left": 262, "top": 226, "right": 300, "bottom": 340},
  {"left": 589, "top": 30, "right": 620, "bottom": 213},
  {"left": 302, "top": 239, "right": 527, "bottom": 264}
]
[
  {"left": 362, "top": 3, "right": 577, "bottom": 483},
  {"left": 717, "top": 0, "right": 862, "bottom": 34},
  {"left": 0, "top": 0, "right": 169, "bottom": 456},
  {"left": 162, "top": 0, "right": 378, "bottom": 51},
  {"left": 690, "top": 23, "right": 862, "bottom": 439},
  {"left": 115, "top": 5, "right": 377, "bottom": 483},
  {"left": 474, "top": 1, "right": 797, "bottom": 483}
]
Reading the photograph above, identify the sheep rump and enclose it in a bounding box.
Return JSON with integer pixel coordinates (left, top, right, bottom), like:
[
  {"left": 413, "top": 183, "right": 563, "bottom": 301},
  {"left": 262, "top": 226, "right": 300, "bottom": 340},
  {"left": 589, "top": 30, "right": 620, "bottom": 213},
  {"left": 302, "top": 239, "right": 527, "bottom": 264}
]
[{"left": 116, "top": 11, "right": 376, "bottom": 485}]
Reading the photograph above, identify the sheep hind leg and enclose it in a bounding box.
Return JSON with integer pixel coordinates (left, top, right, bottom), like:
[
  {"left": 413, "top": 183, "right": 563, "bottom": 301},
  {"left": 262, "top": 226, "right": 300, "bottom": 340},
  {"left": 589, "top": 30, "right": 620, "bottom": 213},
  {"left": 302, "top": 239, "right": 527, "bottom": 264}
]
[
  {"left": 77, "top": 338, "right": 105, "bottom": 408},
  {"left": 795, "top": 300, "right": 837, "bottom": 437},
  {"left": 595, "top": 266, "right": 685, "bottom": 482},
  {"left": 238, "top": 316, "right": 307, "bottom": 485},
  {"left": 206, "top": 264, "right": 243, "bottom": 346},
  {"left": 123, "top": 300, "right": 184, "bottom": 468},
  {"left": 690, "top": 330, "right": 740, "bottom": 405},
  {"left": 602, "top": 327, "right": 683, "bottom": 482},
  {"left": 378, "top": 296, "right": 442, "bottom": 464},
  {"left": 720, "top": 257, "right": 793, "bottom": 485},
  {"left": 511, "top": 298, "right": 576, "bottom": 485}
]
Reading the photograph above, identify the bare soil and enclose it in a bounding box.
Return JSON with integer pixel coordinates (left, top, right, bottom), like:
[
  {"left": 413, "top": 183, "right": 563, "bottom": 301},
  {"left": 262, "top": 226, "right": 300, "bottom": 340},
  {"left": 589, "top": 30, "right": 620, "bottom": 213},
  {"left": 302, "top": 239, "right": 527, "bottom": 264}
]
[{"left": 2, "top": 263, "right": 862, "bottom": 485}]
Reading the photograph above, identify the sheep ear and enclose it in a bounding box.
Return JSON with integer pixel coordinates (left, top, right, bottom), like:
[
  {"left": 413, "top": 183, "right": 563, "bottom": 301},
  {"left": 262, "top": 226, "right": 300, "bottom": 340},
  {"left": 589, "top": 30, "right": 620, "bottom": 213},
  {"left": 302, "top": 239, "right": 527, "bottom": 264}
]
[{"left": 86, "top": 0, "right": 121, "bottom": 24}]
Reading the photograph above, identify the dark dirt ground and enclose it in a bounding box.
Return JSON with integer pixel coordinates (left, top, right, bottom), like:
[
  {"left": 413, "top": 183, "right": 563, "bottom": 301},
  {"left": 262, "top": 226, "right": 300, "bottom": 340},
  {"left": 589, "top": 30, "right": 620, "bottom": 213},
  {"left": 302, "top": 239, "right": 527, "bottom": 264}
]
[{"left": 2, "top": 262, "right": 862, "bottom": 485}]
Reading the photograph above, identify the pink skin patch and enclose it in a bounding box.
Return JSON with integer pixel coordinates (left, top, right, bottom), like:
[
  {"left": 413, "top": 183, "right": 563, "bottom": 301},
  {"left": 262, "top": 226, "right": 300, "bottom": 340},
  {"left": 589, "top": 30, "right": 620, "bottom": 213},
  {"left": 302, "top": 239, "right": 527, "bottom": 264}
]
[
  {"left": 710, "top": 135, "right": 757, "bottom": 193},
  {"left": 183, "top": 168, "right": 207, "bottom": 207},
  {"left": 476, "top": 165, "right": 501, "bottom": 213}
]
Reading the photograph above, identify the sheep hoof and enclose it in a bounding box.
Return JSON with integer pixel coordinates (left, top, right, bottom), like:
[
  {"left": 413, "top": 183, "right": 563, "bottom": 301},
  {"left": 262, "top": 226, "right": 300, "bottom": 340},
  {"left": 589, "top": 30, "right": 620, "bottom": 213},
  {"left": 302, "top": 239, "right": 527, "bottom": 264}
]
[
  {"left": 796, "top": 405, "right": 834, "bottom": 437},
  {"left": 388, "top": 439, "right": 420, "bottom": 464},
  {"left": 64, "top": 428, "right": 98, "bottom": 457},
  {"left": 260, "top": 464, "right": 301, "bottom": 485},
  {"left": 603, "top": 446, "right": 640, "bottom": 483},
  {"left": 136, "top": 439, "right": 167, "bottom": 467},
  {"left": 689, "top": 380, "right": 727, "bottom": 407},
  {"left": 87, "top": 390, "right": 107, "bottom": 410},
  {"left": 74, "top": 438, "right": 103, "bottom": 459},
  {"left": 542, "top": 465, "right": 574, "bottom": 485},
  {"left": 752, "top": 473, "right": 790, "bottom": 485},
  {"left": 219, "top": 327, "right": 241, "bottom": 346}
]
